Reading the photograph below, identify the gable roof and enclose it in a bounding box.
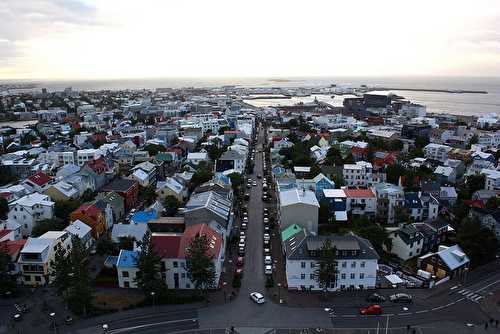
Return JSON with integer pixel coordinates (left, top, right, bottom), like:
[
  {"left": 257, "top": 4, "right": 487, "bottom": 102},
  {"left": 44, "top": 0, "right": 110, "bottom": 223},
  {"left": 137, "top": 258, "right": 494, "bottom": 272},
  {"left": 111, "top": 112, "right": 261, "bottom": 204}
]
[
  {"left": 117, "top": 249, "right": 138, "bottom": 268},
  {"left": 344, "top": 188, "right": 375, "bottom": 198},
  {"left": 279, "top": 188, "right": 319, "bottom": 207},
  {"left": 437, "top": 245, "right": 470, "bottom": 270},
  {"left": 27, "top": 171, "right": 52, "bottom": 187}
]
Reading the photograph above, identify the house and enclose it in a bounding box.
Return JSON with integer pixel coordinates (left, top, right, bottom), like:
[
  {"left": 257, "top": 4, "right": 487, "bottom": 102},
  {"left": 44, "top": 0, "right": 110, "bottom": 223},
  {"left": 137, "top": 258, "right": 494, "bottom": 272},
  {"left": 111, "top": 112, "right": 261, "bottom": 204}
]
[
  {"left": 343, "top": 161, "right": 373, "bottom": 187},
  {"left": 156, "top": 177, "right": 188, "bottom": 202},
  {"left": 481, "top": 169, "right": 500, "bottom": 191},
  {"left": 279, "top": 188, "right": 319, "bottom": 234},
  {"left": 0, "top": 239, "right": 27, "bottom": 276},
  {"left": 217, "top": 149, "right": 246, "bottom": 174},
  {"left": 76, "top": 149, "right": 103, "bottom": 166},
  {"left": 193, "top": 177, "right": 233, "bottom": 201},
  {"left": 184, "top": 191, "right": 233, "bottom": 236},
  {"left": 18, "top": 231, "right": 72, "bottom": 286},
  {"left": 152, "top": 223, "right": 224, "bottom": 289},
  {"left": 95, "top": 191, "right": 125, "bottom": 224},
  {"left": 117, "top": 249, "right": 139, "bottom": 288},
  {"left": 8, "top": 193, "right": 55, "bottom": 237},
  {"left": 44, "top": 181, "right": 80, "bottom": 201},
  {"left": 64, "top": 220, "right": 94, "bottom": 250},
  {"left": 470, "top": 208, "right": 500, "bottom": 239},
  {"left": 70, "top": 203, "right": 107, "bottom": 239},
  {"left": 130, "top": 161, "right": 157, "bottom": 187},
  {"left": 434, "top": 166, "right": 456, "bottom": 184},
  {"left": 101, "top": 178, "right": 139, "bottom": 212},
  {"left": 344, "top": 188, "right": 377, "bottom": 217},
  {"left": 404, "top": 193, "right": 424, "bottom": 221},
  {"left": 322, "top": 189, "right": 348, "bottom": 222},
  {"left": 386, "top": 224, "right": 424, "bottom": 261},
  {"left": 423, "top": 143, "right": 452, "bottom": 163},
  {"left": 373, "top": 152, "right": 397, "bottom": 168},
  {"left": 186, "top": 152, "right": 210, "bottom": 166},
  {"left": 283, "top": 229, "right": 379, "bottom": 291},
  {"left": 439, "top": 187, "right": 458, "bottom": 206},
  {"left": 273, "top": 138, "right": 294, "bottom": 150},
  {"left": 24, "top": 171, "right": 52, "bottom": 193},
  {"left": 93, "top": 199, "right": 114, "bottom": 230},
  {"left": 418, "top": 245, "right": 470, "bottom": 280},
  {"left": 80, "top": 157, "right": 115, "bottom": 190},
  {"left": 372, "top": 183, "right": 404, "bottom": 224},
  {"left": 295, "top": 173, "right": 335, "bottom": 201},
  {"left": 111, "top": 223, "right": 148, "bottom": 249}
]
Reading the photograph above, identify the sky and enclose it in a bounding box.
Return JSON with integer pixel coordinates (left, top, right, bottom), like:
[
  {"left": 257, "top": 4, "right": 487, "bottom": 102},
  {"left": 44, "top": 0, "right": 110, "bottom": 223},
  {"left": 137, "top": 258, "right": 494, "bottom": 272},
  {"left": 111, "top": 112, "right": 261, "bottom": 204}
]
[{"left": 1, "top": 0, "right": 500, "bottom": 80}]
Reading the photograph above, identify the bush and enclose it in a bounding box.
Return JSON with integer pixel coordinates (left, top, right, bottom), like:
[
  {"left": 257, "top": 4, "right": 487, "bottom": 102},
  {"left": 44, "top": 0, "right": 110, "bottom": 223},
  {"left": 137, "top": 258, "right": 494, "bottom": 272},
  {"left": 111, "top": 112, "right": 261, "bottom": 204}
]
[
  {"left": 265, "top": 277, "right": 274, "bottom": 288},
  {"left": 232, "top": 276, "right": 241, "bottom": 289}
]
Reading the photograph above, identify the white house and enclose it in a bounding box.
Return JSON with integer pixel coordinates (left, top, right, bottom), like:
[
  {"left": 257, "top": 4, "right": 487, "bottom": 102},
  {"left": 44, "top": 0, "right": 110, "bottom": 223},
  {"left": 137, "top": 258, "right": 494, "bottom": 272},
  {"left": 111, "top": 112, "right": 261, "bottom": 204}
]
[
  {"left": 218, "top": 149, "right": 246, "bottom": 174},
  {"left": 372, "top": 183, "right": 404, "bottom": 224},
  {"left": 18, "top": 231, "right": 72, "bottom": 286},
  {"left": 8, "top": 193, "right": 55, "bottom": 237},
  {"left": 482, "top": 169, "right": 500, "bottom": 191},
  {"left": 282, "top": 227, "right": 379, "bottom": 291},
  {"left": 77, "top": 149, "right": 103, "bottom": 166},
  {"left": 64, "top": 220, "right": 94, "bottom": 250},
  {"left": 386, "top": 224, "right": 424, "bottom": 261},
  {"left": 186, "top": 152, "right": 210, "bottom": 166},
  {"left": 343, "top": 161, "right": 373, "bottom": 187},
  {"left": 423, "top": 143, "right": 452, "bottom": 163},
  {"left": 116, "top": 249, "right": 140, "bottom": 288},
  {"left": 344, "top": 189, "right": 377, "bottom": 217}
]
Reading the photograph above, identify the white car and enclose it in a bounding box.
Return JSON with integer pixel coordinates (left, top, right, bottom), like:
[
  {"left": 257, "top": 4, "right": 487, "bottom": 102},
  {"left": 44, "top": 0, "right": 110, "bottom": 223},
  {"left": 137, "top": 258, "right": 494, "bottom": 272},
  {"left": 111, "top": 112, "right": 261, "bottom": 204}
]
[
  {"left": 263, "top": 217, "right": 269, "bottom": 224},
  {"left": 265, "top": 265, "right": 273, "bottom": 275},
  {"left": 250, "top": 292, "right": 266, "bottom": 304},
  {"left": 252, "top": 182, "right": 257, "bottom": 186},
  {"left": 263, "top": 233, "right": 270, "bottom": 241},
  {"left": 265, "top": 255, "right": 272, "bottom": 265}
]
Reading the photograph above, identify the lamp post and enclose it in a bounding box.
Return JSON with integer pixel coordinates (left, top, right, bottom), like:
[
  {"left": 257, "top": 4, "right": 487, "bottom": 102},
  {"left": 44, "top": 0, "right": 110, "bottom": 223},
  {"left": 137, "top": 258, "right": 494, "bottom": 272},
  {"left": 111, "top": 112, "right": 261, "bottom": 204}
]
[
  {"left": 150, "top": 291, "right": 156, "bottom": 309},
  {"left": 49, "top": 312, "right": 57, "bottom": 334},
  {"left": 222, "top": 282, "right": 227, "bottom": 303},
  {"left": 277, "top": 283, "right": 282, "bottom": 303}
]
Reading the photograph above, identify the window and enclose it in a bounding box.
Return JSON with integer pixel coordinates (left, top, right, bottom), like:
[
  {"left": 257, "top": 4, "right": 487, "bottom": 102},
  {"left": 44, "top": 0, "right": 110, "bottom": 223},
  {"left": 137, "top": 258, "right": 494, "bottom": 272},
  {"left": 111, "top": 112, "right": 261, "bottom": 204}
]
[
  {"left": 341, "top": 273, "right": 346, "bottom": 279},
  {"left": 310, "top": 274, "right": 315, "bottom": 280},
  {"left": 186, "top": 283, "right": 191, "bottom": 288},
  {"left": 24, "top": 275, "right": 31, "bottom": 281},
  {"left": 124, "top": 282, "right": 130, "bottom": 288},
  {"left": 173, "top": 261, "right": 178, "bottom": 268},
  {"left": 301, "top": 274, "right": 306, "bottom": 280},
  {"left": 301, "top": 261, "right": 306, "bottom": 268},
  {"left": 342, "top": 261, "right": 347, "bottom": 268},
  {"left": 351, "top": 262, "right": 356, "bottom": 268},
  {"left": 310, "top": 285, "right": 314, "bottom": 289},
  {"left": 361, "top": 261, "right": 366, "bottom": 268},
  {"left": 360, "top": 273, "right": 365, "bottom": 279},
  {"left": 122, "top": 271, "right": 129, "bottom": 278},
  {"left": 350, "top": 273, "right": 355, "bottom": 279},
  {"left": 13, "top": 215, "right": 17, "bottom": 219},
  {"left": 340, "top": 285, "right": 346, "bottom": 290},
  {"left": 181, "top": 273, "right": 186, "bottom": 278},
  {"left": 310, "top": 262, "right": 315, "bottom": 268}
]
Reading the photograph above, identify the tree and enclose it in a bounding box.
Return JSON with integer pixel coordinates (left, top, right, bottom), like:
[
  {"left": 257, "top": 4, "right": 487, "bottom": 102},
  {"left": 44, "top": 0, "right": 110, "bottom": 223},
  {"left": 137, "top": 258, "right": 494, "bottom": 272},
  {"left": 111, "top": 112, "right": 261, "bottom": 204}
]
[
  {"left": 206, "top": 144, "right": 224, "bottom": 161},
  {"left": 465, "top": 174, "right": 485, "bottom": 196},
  {"left": 0, "top": 243, "right": 16, "bottom": 295},
  {"left": 190, "top": 162, "right": 213, "bottom": 191},
  {"left": 143, "top": 144, "right": 166, "bottom": 157},
  {"left": 118, "top": 236, "right": 135, "bottom": 251},
  {"left": 313, "top": 240, "right": 337, "bottom": 299},
  {"left": 135, "top": 232, "right": 167, "bottom": 297},
  {"left": 457, "top": 217, "right": 498, "bottom": 267},
  {"left": 140, "top": 185, "right": 157, "bottom": 206},
  {"left": 351, "top": 216, "right": 392, "bottom": 254},
  {"left": 163, "top": 195, "right": 180, "bottom": 216},
  {"left": 485, "top": 197, "right": 500, "bottom": 210},
  {"left": 185, "top": 234, "right": 216, "bottom": 294},
  {"left": 32, "top": 219, "right": 66, "bottom": 237},
  {"left": 326, "top": 146, "right": 343, "bottom": 166},
  {"left": 54, "top": 200, "right": 81, "bottom": 222},
  {"left": 0, "top": 197, "right": 8, "bottom": 220},
  {"left": 228, "top": 172, "right": 243, "bottom": 196}
]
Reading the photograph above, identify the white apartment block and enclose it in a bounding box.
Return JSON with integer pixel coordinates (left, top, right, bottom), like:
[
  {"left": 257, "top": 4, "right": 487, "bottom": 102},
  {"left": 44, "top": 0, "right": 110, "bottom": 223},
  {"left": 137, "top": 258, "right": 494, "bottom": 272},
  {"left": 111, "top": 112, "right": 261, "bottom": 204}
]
[
  {"left": 372, "top": 183, "right": 405, "bottom": 224},
  {"left": 343, "top": 161, "right": 373, "bottom": 187},
  {"left": 8, "top": 193, "right": 55, "bottom": 237},
  {"left": 423, "top": 143, "right": 452, "bottom": 163},
  {"left": 478, "top": 131, "right": 500, "bottom": 149},
  {"left": 482, "top": 169, "right": 500, "bottom": 191},
  {"left": 77, "top": 149, "right": 103, "bottom": 166}
]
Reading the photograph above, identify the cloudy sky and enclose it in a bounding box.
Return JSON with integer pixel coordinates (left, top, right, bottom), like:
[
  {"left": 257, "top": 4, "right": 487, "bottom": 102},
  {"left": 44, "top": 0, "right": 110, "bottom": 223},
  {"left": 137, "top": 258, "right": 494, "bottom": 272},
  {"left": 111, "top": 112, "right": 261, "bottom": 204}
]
[{"left": 1, "top": 0, "right": 500, "bottom": 80}]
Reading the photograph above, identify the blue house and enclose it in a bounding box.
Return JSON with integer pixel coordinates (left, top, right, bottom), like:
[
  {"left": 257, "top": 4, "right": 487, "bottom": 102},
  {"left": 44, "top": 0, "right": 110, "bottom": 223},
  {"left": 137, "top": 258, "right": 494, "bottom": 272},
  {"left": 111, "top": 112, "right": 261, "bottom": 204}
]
[
  {"left": 117, "top": 249, "right": 139, "bottom": 288},
  {"left": 296, "top": 173, "right": 335, "bottom": 200}
]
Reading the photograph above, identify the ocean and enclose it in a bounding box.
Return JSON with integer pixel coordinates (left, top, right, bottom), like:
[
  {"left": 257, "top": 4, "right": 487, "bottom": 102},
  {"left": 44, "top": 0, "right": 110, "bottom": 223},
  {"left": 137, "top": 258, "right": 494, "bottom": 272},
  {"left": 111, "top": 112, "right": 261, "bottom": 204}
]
[{"left": 2, "top": 76, "right": 500, "bottom": 117}]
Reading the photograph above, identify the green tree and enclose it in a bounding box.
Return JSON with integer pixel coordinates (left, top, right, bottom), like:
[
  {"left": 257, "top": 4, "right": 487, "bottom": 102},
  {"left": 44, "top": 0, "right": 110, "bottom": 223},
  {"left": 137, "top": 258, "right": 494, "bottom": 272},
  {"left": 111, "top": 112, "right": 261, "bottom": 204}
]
[
  {"left": 313, "top": 240, "right": 337, "bottom": 299},
  {"left": 96, "top": 236, "right": 119, "bottom": 256},
  {"left": 118, "top": 236, "right": 135, "bottom": 251},
  {"left": 457, "top": 217, "right": 498, "bottom": 267},
  {"left": 140, "top": 185, "right": 157, "bottom": 206},
  {"left": 32, "top": 219, "right": 66, "bottom": 237},
  {"left": 163, "top": 195, "right": 180, "bottom": 216},
  {"left": 143, "top": 144, "right": 166, "bottom": 157},
  {"left": 351, "top": 216, "right": 392, "bottom": 254},
  {"left": 185, "top": 234, "right": 216, "bottom": 294},
  {"left": 135, "top": 232, "right": 167, "bottom": 297},
  {"left": 0, "top": 243, "right": 16, "bottom": 295},
  {"left": 206, "top": 144, "right": 224, "bottom": 161},
  {"left": 190, "top": 162, "right": 213, "bottom": 191},
  {"left": 0, "top": 197, "right": 9, "bottom": 220},
  {"left": 485, "top": 197, "right": 500, "bottom": 210},
  {"left": 228, "top": 172, "right": 243, "bottom": 196},
  {"left": 54, "top": 199, "right": 81, "bottom": 222},
  {"left": 326, "top": 146, "right": 343, "bottom": 166}
]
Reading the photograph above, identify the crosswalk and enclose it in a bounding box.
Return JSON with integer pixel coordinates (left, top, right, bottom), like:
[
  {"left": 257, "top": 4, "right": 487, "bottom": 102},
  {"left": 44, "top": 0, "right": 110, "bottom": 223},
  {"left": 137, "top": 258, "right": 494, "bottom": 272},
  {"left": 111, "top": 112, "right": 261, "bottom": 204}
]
[{"left": 457, "top": 288, "right": 484, "bottom": 302}]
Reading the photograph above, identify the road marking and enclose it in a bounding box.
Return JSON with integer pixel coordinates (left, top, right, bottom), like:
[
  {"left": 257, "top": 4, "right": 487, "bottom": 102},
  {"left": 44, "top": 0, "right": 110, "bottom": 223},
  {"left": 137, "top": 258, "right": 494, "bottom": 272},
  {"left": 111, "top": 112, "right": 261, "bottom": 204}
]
[
  {"left": 476, "top": 278, "right": 500, "bottom": 293},
  {"left": 107, "top": 318, "right": 198, "bottom": 334},
  {"left": 431, "top": 306, "right": 445, "bottom": 311},
  {"left": 445, "top": 302, "right": 456, "bottom": 307},
  {"left": 341, "top": 315, "right": 357, "bottom": 317},
  {"left": 398, "top": 313, "right": 411, "bottom": 316},
  {"left": 415, "top": 310, "right": 429, "bottom": 314},
  {"left": 458, "top": 289, "right": 466, "bottom": 293}
]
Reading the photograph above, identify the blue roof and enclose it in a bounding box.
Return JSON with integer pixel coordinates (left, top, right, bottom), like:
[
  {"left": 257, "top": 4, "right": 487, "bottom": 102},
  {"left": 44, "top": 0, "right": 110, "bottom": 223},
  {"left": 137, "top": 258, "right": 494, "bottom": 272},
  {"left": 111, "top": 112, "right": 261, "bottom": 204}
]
[
  {"left": 131, "top": 210, "right": 157, "bottom": 224},
  {"left": 117, "top": 250, "right": 138, "bottom": 268}
]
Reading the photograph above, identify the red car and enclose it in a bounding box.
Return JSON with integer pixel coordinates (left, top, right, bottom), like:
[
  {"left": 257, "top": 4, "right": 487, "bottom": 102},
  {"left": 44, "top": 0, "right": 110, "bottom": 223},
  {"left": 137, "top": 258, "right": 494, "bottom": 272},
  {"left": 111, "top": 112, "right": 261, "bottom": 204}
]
[{"left": 360, "top": 304, "right": 383, "bottom": 315}]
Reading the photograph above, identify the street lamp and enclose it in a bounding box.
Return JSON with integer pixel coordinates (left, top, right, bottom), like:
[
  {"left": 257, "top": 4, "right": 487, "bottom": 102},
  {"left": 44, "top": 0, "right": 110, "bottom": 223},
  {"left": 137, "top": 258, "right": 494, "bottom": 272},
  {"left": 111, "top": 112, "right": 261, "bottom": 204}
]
[
  {"left": 277, "top": 283, "right": 282, "bottom": 303},
  {"left": 49, "top": 312, "right": 56, "bottom": 333},
  {"left": 150, "top": 291, "right": 156, "bottom": 309},
  {"left": 222, "top": 282, "right": 227, "bottom": 303},
  {"left": 324, "top": 308, "right": 334, "bottom": 327}
]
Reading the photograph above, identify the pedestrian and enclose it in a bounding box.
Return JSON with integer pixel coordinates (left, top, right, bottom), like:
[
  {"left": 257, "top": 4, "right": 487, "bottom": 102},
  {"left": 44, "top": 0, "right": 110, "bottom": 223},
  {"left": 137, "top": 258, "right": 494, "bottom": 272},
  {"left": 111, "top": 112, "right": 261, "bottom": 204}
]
[
  {"left": 496, "top": 319, "right": 499, "bottom": 327},
  {"left": 490, "top": 318, "right": 494, "bottom": 324},
  {"left": 485, "top": 322, "right": 488, "bottom": 330}
]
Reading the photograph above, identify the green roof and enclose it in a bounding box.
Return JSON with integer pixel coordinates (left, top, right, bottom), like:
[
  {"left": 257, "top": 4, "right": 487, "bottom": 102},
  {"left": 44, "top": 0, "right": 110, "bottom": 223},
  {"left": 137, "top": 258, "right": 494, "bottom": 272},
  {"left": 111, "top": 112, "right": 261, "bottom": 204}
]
[
  {"left": 281, "top": 224, "right": 303, "bottom": 242},
  {"left": 156, "top": 152, "right": 173, "bottom": 161}
]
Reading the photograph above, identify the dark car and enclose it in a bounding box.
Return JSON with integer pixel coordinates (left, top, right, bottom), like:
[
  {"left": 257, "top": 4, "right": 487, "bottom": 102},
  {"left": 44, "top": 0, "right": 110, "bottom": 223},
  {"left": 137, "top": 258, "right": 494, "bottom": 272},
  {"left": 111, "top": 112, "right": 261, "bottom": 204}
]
[
  {"left": 389, "top": 293, "right": 412, "bottom": 303},
  {"left": 366, "top": 293, "right": 386, "bottom": 303}
]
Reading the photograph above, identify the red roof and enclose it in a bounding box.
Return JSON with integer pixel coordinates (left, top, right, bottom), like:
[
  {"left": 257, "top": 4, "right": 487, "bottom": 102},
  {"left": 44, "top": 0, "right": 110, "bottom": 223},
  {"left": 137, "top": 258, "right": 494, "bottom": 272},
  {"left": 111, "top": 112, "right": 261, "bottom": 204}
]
[
  {"left": 27, "top": 171, "right": 52, "bottom": 187},
  {"left": 224, "top": 130, "right": 240, "bottom": 135},
  {"left": 352, "top": 146, "right": 368, "bottom": 154},
  {"left": 344, "top": 189, "right": 375, "bottom": 198},
  {"left": 83, "top": 157, "right": 108, "bottom": 175},
  {"left": 74, "top": 203, "right": 102, "bottom": 221},
  {"left": 0, "top": 229, "right": 12, "bottom": 239},
  {"left": 0, "top": 239, "right": 27, "bottom": 257},
  {"left": 152, "top": 223, "right": 222, "bottom": 260},
  {"left": 464, "top": 200, "right": 485, "bottom": 209},
  {"left": 152, "top": 235, "right": 182, "bottom": 258}
]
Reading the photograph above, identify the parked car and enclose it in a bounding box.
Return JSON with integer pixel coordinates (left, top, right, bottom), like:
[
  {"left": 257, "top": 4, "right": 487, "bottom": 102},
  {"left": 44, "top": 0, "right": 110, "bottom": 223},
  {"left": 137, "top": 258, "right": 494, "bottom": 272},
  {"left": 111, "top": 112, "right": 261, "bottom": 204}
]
[
  {"left": 263, "top": 217, "right": 269, "bottom": 224},
  {"left": 263, "top": 233, "right": 270, "bottom": 241},
  {"left": 250, "top": 292, "right": 266, "bottom": 304},
  {"left": 264, "top": 265, "right": 273, "bottom": 275},
  {"left": 241, "top": 223, "right": 247, "bottom": 230},
  {"left": 366, "top": 293, "right": 386, "bottom": 303},
  {"left": 265, "top": 255, "right": 272, "bottom": 265},
  {"left": 263, "top": 239, "right": 270, "bottom": 247},
  {"left": 389, "top": 293, "right": 413, "bottom": 303},
  {"left": 257, "top": 174, "right": 262, "bottom": 179},
  {"left": 238, "top": 240, "right": 246, "bottom": 249},
  {"left": 237, "top": 256, "right": 244, "bottom": 267},
  {"left": 235, "top": 268, "right": 244, "bottom": 278},
  {"left": 238, "top": 247, "right": 245, "bottom": 256},
  {"left": 360, "top": 305, "right": 383, "bottom": 315},
  {"left": 252, "top": 182, "right": 257, "bottom": 186},
  {"left": 262, "top": 195, "right": 267, "bottom": 201},
  {"left": 264, "top": 247, "right": 271, "bottom": 255},
  {"left": 244, "top": 193, "right": 250, "bottom": 201}
]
